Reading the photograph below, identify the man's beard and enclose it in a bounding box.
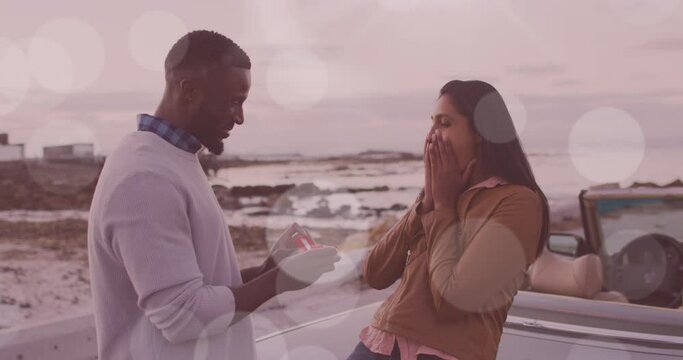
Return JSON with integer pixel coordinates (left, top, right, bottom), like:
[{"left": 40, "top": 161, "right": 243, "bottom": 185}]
[
  {"left": 188, "top": 112, "right": 225, "bottom": 156},
  {"left": 204, "top": 138, "right": 224, "bottom": 155}
]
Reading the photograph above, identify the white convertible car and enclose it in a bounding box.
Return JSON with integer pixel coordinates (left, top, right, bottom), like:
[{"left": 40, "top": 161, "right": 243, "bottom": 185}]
[
  {"left": 257, "top": 185, "right": 683, "bottom": 359},
  {"left": 1, "top": 185, "right": 683, "bottom": 359}
]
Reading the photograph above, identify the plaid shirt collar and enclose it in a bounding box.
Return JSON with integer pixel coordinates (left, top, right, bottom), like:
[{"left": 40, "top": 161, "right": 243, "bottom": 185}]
[{"left": 137, "top": 114, "right": 203, "bottom": 154}]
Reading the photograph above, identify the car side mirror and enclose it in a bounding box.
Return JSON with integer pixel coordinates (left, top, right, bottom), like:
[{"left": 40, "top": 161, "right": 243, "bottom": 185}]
[{"left": 547, "top": 233, "right": 585, "bottom": 257}]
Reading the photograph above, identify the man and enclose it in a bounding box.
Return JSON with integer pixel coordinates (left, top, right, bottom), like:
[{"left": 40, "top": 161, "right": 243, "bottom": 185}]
[{"left": 87, "top": 30, "right": 340, "bottom": 359}]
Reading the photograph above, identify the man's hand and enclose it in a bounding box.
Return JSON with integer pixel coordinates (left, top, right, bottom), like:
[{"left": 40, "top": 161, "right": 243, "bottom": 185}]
[
  {"left": 429, "top": 130, "right": 476, "bottom": 210},
  {"left": 259, "top": 247, "right": 300, "bottom": 275},
  {"left": 242, "top": 223, "right": 309, "bottom": 283},
  {"left": 275, "top": 246, "right": 341, "bottom": 293},
  {"left": 231, "top": 242, "right": 340, "bottom": 324},
  {"left": 257, "top": 223, "right": 310, "bottom": 275}
]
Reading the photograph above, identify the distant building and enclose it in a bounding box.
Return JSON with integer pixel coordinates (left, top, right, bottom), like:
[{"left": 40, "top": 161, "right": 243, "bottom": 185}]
[
  {"left": 0, "top": 133, "right": 25, "bottom": 161},
  {"left": 43, "top": 143, "right": 94, "bottom": 160},
  {"left": 0, "top": 144, "right": 24, "bottom": 161}
]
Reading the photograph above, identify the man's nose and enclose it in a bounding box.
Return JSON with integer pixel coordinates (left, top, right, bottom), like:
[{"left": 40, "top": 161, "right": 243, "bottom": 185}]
[{"left": 232, "top": 108, "right": 245, "bottom": 125}]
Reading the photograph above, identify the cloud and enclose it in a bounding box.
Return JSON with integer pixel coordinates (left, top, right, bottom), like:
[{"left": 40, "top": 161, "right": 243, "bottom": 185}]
[
  {"left": 523, "top": 88, "right": 683, "bottom": 107},
  {"left": 517, "top": 90, "right": 683, "bottom": 152},
  {"left": 637, "top": 37, "right": 683, "bottom": 51},
  {"left": 33, "top": 86, "right": 433, "bottom": 126},
  {"left": 552, "top": 79, "right": 581, "bottom": 87},
  {"left": 506, "top": 64, "right": 565, "bottom": 77},
  {"left": 3, "top": 85, "right": 682, "bottom": 157},
  {"left": 52, "top": 91, "right": 160, "bottom": 112}
]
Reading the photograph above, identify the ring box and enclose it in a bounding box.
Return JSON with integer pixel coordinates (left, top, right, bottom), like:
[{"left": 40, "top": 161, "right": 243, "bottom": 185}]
[
  {"left": 292, "top": 231, "right": 321, "bottom": 251},
  {"left": 272, "top": 223, "right": 321, "bottom": 252}
]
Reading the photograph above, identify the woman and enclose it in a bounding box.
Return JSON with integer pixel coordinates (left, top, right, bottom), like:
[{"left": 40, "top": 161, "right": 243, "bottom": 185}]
[{"left": 347, "top": 80, "right": 549, "bottom": 360}]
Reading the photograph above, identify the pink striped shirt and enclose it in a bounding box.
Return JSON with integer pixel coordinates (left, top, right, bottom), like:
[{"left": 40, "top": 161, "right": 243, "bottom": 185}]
[{"left": 359, "top": 176, "right": 508, "bottom": 360}]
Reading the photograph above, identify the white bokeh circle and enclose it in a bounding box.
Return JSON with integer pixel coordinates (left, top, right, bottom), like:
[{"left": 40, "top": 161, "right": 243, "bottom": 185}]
[
  {"left": 498, "top": 87, "right": 527, "bottom": 136},
  {"left": 566, "top": 335, "right": 632, "bottom": 360},
  {"left": 0, "top": 250, "right": 29, "bottom": 354},
  {"left": 569, "top": 107, "right": 645, "bottom": 184},
  {"left": 610, "top": 0, "right": 680, "bottom": 25},
  {"left": 259, "top": 0, "right": 375, "bottom": 59},
  {"left": 0, "top": 328, "right": 18, "bottom": 358},
  {"left": 251, "top": 311, "right": 291, "bottom": 360},
  {"left": 27, "top": 37, "right": 74, "bottom": 93},
  {"left": 277, "top": 253, "right": 363, "bottom": 330},
  {"left": 0, "top": 37, "right": 31, "bottom": 116},
  {"left": 127, "top": 305, "right": 200, "bottom": 360},
  {"left": 601, "top": 229, "right": 649, "bottom": 257},
  {"left": 192, "top": 310, "right": 261, "bottom": 360},
  {"left": 127, "top": 316, "right": 150, "bottom": 360},
  {"left": 601, "top": 229, "right": 668, "bottom": 301},
  {"left": 471, "top": 86, "right": 528, "bottom": 144},
  {"left": 305, "top": 247, "right": 360, "bottom": 287},
  {"left": 24, "top": 119, "right": 101, "bottom": 195},
  {"left": 377, "top": 0, "right": 423, "bottom": 12},
  {"left": 262, "top": 180, "right": 368, "bottom": 329},
  {"left": 266, "top": 49, "right": 328, "bottom": 110},
  {"left": 29, "top": 18, "right": 105, "bottom": 92},
  {"left": 279, "top": 345, "right": 338, "bottom": 360},
  {"left": 437, "top": 218, "right": 528, "bottom": 313},
  {"left": 265, "top": 180, "right": 370, "bottom": 285},
  {"left": 128, "top": 10, "right": 188, "bottom": 71},
  {"left": 24, "top": 119, "right": 98, "bottom": 159}
]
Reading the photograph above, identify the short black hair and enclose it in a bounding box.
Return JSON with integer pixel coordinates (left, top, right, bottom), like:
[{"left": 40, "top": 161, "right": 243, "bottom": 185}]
[{"left": 165, "top": 30, "right": 251, "bottom": 72}]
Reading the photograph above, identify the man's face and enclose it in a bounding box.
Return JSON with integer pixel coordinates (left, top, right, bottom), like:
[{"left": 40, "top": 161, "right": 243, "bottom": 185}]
[{"left": 187, "top": 66, "right": 251, "bottom": 155}]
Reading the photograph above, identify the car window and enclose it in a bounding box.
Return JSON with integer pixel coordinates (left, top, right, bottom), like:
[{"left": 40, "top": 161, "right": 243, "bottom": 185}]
[{"left": 595, "top": 198, "right": 683, "bottom": 256}]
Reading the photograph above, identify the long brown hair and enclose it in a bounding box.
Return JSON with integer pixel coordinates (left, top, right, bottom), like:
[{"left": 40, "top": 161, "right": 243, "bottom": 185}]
[{"left": 439, "top": 80, "right": 549, "bottom": 258}]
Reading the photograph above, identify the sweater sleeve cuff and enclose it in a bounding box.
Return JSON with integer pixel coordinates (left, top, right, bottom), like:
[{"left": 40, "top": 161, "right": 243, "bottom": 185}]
[
  {"left": 151, "top": 285, "right": 237, "bottom": 344},
  {"left": 405, "top": 191, "right": 427, "bottom": 236}
]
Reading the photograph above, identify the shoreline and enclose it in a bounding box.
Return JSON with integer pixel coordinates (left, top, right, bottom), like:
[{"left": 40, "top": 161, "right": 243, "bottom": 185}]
[
  {"left": 0, "top": 204, "right": 583, "bottom": 332},
  {"left": 4, "top": 154, "right": 670, "bottom": 332}
]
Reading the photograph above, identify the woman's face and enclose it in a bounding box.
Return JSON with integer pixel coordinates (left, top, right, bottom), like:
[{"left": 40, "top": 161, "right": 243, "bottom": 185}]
[{"left": 430, "top": 95, "right": 478, "bottom": 170}]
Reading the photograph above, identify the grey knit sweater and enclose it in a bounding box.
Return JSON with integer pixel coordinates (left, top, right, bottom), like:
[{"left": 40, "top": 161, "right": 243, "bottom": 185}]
[{"left": 87, "top": 131, "right": 254, "bottom": 359}]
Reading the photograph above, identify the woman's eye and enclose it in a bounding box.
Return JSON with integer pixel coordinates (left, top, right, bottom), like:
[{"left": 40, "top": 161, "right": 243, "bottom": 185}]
[{"left": 431, "top": 115, "right": 451, "bottom": 128}]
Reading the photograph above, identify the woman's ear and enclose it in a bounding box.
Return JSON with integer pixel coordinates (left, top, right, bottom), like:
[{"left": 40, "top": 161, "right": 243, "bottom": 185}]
[
  {"left": 473, "top": 132, "right": 483, "bottom": 156},
  {"left": 474, "top": 132, "right": 482, "bottom": 145},
  {"left": 473, "top": 133, "right": 488, "bottom": 170}
]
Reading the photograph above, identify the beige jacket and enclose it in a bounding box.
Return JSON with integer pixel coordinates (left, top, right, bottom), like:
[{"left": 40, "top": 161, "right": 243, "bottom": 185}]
[{"left": 364, "top": 184, "right": 543, "bottom": 360}]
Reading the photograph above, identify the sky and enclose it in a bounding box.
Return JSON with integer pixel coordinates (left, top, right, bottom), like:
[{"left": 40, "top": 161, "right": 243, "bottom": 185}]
[{"left": 0, "top": 0, "right": 682, "bottom": 158}]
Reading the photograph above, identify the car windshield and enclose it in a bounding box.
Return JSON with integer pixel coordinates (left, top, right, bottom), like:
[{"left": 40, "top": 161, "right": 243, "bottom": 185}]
[{"left": 595, "top": 197, "right": 683, "bottom": 256}]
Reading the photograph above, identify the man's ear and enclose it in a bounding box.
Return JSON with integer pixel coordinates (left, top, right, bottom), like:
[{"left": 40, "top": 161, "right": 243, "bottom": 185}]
[{"left": 179, "top": 78, "right": 199, "bottom": 104}]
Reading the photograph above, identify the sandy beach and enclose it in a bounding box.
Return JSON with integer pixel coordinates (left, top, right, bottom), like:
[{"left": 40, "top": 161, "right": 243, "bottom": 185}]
[
  {"left": 0, "top": 224, "right": 393, "bottom": 337},
  {"left": 0, "top": 210, "right": 583, "bottom": 335}
]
